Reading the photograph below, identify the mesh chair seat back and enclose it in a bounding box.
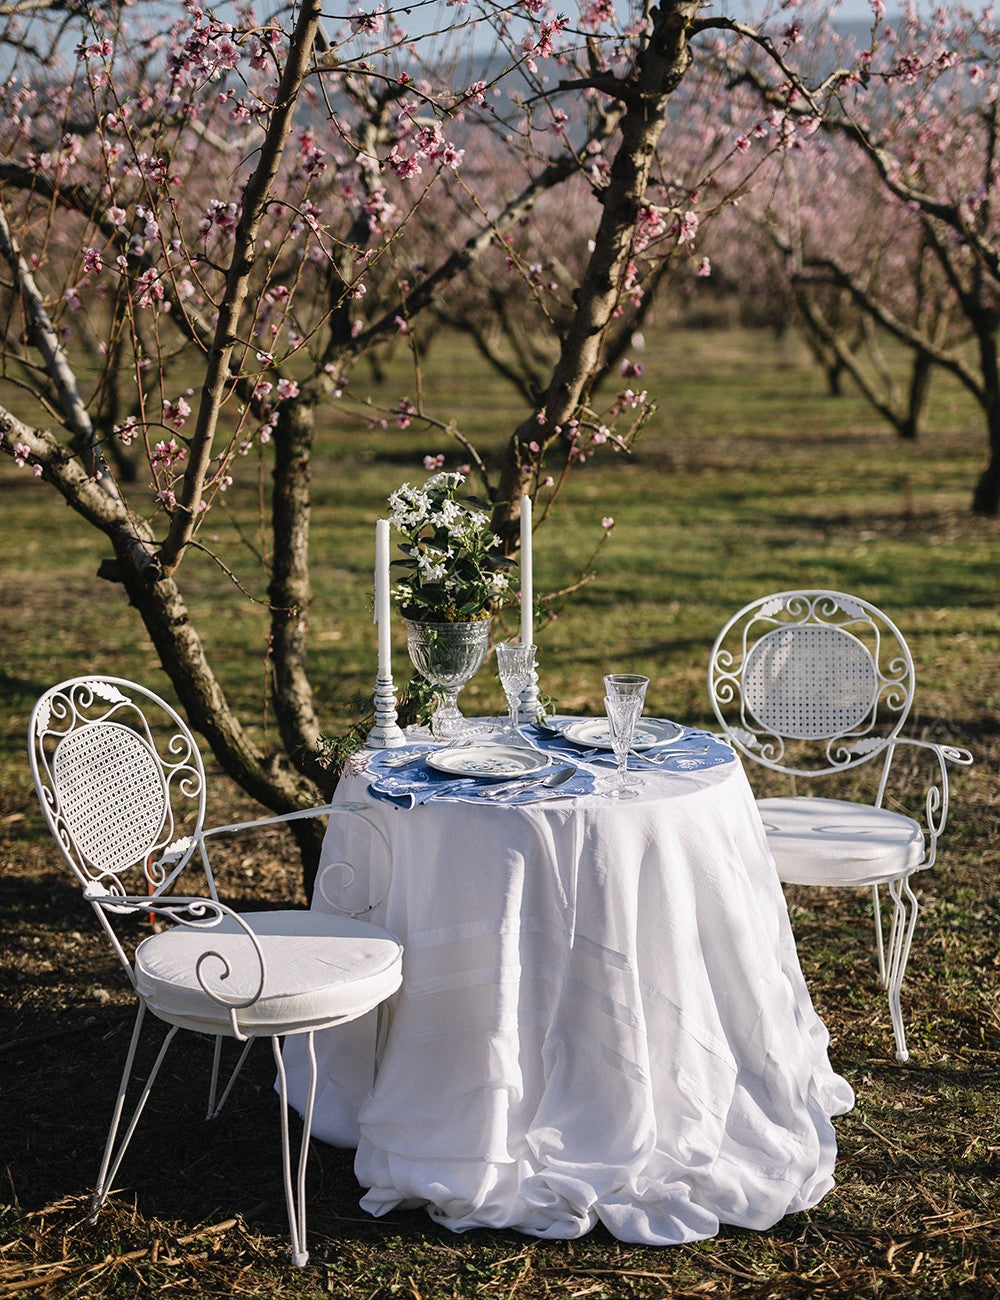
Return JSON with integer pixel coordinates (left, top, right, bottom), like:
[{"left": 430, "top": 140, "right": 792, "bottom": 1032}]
[
  {"left": 742, "top": 625, "right": 879, "bottom": 741},
  {"left": 54, "top": 722, "right": 168, "bottom": 874},
  {"left": 709, "top": 590, "right": 915, "bottom": 776},
  {"left": 30, "top": 677, "right": 207, "bottom": 895}
]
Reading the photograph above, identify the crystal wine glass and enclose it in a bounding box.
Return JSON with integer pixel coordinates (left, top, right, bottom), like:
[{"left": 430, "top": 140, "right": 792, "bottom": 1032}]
[
  {"left": 602, "top": 673, "right": 649, "bottom": 799},
  {"left": 495, "top": 642, "right": 536, "bottom": 742}
]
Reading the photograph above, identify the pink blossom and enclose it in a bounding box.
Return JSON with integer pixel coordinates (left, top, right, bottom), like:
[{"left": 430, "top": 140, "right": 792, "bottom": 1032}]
[
  {"left": 676, "top": 210, "right": 700, "bottom": 245},
  {"left": 601, "top": 516, "right": 615, "bottom": 530},
  {"left": 135, "top": 268, "right": 164, "bottom": 308},
  {"left": 580, "top": 0, "right": 615, "bottom": 30},
  {"left": 620, "top": 359, "right": 642, "bottom": 378},
  {"left": 13, "top": 443, "right": 31, "bottom": 467},
  {"left": 351, "top": 7, "right": 386, "bottom": 35},
  {"left": 83, "top": 247, "right": 104, "bottom": 274},
  {"left": 153, "top": 439, "right": 186, "bottom": 467},
  {"left": 395, "top": 398, "right": 417, "bottom": 429},
  {"left": 423, "top": 453, "right": 445, "bottom": 470},
  {"left": 156, "top": 489, "right": 177, "bottom": 508},
  {"left": 696, "top": 256, "right": 712, "bottom": 277},
  {"left": 388, "top": 146, "right": 422, "bottom": 180},
  {"left": 276, "top": 378, "right": 300, "bottom": 400},
  {"left": 115, "top": 417, "right": 139, "bottom": 445},
  {"left": 162, "top": 396, "right": 192, "bottom": 428},
  {"left": 462, "top": 81, "right": 487, "bottom": 107}
]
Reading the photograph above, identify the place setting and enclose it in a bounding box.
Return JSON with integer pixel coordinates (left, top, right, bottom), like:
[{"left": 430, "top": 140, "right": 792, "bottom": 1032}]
[
  {"left": 363, "top": 641, "right": 598, "bottom": 808},
  {"left": 360, "top": 473, "right": 731, "bottom": 807}
]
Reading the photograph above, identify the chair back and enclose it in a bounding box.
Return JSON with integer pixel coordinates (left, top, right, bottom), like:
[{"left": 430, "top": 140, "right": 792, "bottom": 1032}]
[
  {"left": 708, "top": 590, "right": 915, "bottom": 776},
  {"left": 29, "top": 677, "right": 208, "bottom": 901}
]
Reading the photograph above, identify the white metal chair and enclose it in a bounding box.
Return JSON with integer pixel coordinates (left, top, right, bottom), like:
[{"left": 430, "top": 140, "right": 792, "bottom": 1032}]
[
  {"left": 28, "top": 675, "right": 403, "bottom": 1267},
  {"left": 708, "top": 590, "right": 973, "bottom": 1062}
]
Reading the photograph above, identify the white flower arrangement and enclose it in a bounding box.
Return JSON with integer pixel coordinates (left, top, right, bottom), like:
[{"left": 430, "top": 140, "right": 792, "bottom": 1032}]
[{"left": 388, "top": 472, "right": 514, "bottom": 622}]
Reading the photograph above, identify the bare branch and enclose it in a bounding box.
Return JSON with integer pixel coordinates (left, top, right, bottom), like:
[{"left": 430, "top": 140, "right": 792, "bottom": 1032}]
[{"left": 0, "top": 203, "right": 121, "bottom": 499}]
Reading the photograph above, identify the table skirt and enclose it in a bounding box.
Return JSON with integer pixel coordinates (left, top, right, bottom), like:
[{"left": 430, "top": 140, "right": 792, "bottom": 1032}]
[{"left": 282, "top": 758, "right": 853, "bottom": 1244}]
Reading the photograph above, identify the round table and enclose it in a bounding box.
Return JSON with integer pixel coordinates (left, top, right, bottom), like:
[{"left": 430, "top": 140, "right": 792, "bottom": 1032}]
[{"left": 282, "top": 731, "right": 854, "bottom": 1245}]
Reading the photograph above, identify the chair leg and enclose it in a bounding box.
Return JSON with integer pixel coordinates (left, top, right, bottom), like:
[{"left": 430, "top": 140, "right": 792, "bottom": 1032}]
[
  {"left": 871, "top": 883, "right": 887, "bottom": 985},
  {"left": 88, "top": 1005, "right": 179, "bottom": 1222},
  {"left": 272, "top": 1032, "right": 317, "bottom": 1268},
  {"left": 885, "top": 876, "right": 920, "bottom": 1064},
  {"left": 206, "top": 1036, "right": 255, "bottom": 1121}
]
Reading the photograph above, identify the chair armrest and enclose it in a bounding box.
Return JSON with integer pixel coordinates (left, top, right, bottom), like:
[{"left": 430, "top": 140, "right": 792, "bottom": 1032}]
[
  {"left": 314, "top": 803, "right": 394, "bottom": 917},
  {"left": 83, "top": 888, "right": 267, "bottom": 1039},
  {"left": 878, "top": 737, "right": 974, "bottom": 867},
  {"left": 201, "top": 802, "right": 394, "bottom": 918},
  {"left": 199, "top": 804, "right": 335, "bottom": 840}
]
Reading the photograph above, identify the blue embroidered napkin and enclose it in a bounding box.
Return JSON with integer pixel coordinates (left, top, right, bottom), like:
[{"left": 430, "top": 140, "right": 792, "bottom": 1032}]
[
  {"left": 363, "top": 745, "right": 596, "bottom": 809},
  {"left": 524, "top": 721, "right": 733, "bottom": 773}
]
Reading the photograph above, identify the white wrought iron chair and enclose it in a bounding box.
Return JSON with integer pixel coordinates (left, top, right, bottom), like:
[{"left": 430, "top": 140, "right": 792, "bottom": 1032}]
[
  {"left": 28, "top": 675, "right": 403, "bottom": 1267},
  {"left": 708, "top": 591, "right": 973, "bottom": 1063}
]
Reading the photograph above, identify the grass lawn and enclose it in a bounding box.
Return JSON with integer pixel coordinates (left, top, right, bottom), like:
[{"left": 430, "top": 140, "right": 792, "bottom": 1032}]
[{"left": 1, "top": 324, "right": 998, "bottom": 1296}]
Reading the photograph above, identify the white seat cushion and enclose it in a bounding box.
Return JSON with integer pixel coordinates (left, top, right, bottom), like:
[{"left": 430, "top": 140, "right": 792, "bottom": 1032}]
[
  {"left": 757, "top": 796, "right": 926, "bottom": 887},
  {"left": 136, "top": 910, "right": 402, "bottom": 1037}
]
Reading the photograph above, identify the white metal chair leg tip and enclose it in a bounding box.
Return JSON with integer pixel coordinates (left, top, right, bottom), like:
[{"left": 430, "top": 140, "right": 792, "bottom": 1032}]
[
  {"left": 291, "top": 1250, "right": 309, "bottom": 1267},
  {"left": 895, "top": 1047, "right": 910, "bottom": 1064}
]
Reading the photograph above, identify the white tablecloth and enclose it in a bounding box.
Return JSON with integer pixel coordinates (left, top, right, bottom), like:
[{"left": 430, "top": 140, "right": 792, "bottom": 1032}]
[{"left": 283, "top": 742, "right": 854, "bottom": 1245}]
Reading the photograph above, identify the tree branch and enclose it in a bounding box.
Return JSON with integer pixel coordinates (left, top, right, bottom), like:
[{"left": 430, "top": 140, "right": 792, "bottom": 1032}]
[
  {"left": 157, "top": 0, "right": 326, "bottom": 577},
  {"left": 0, "top": 204, "right": 120, "bottom": 499},
  {"left": 494, "top": 0, "right": 702, "bottom": 534}
]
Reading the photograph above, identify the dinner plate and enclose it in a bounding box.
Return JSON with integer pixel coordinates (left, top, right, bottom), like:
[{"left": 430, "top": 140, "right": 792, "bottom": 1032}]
[
  {"left": 426, "top": 744, "right": 551, "bottom": 780},
  {"left": 557, "top": 717, "right": 684, "bottom": 751}
]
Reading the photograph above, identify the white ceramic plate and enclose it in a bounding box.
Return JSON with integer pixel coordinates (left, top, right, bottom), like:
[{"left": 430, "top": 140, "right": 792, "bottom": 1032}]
[
  {"left": 557, "top": 717, "right": 684, "bottom": 751},
  {"left": 426, "top": 745, "right": 551, "bottom": 779}
]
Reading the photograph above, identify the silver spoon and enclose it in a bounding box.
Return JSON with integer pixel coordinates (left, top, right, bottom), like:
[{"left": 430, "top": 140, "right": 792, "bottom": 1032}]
[{"left": 475, "top": 765, "right": 577, "bottom": 800}]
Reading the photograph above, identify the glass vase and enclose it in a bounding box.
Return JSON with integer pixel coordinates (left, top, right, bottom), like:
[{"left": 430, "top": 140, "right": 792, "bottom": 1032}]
[{"left": 405, "top": 618, "right": 491, "bottom": 740}]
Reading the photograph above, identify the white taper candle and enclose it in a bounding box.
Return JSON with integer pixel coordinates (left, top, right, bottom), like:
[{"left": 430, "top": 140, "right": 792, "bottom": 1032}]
[
  {"left": 375, "top": 518, "right": 391, "bottom": 677},
  {"left": 520, "top": 495, "right": 533, "bottom": 646}
]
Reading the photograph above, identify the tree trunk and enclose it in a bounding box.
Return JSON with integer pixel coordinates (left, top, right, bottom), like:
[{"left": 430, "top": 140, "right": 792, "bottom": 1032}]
[
  {"left": 494, "top": 0, "right": 701, "bottom": 538},
  {"left": 270, "top": 391, "right": 328, "bottom": 786},
  {"left": 116, "top": 551, "right": 324, "bottom": 802},
  {"left": 971, "top": 325, "right": 1000, "bottom": 515},
  {"left": 899, "top": 350, "right": 933, "bottom": 441}
]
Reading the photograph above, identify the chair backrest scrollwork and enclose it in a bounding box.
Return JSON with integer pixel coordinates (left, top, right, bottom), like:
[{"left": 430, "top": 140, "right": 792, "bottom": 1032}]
[
  {"left": 29, "top": 677, "right": 207, "bottom": 900},
  {"left": 709, "top": 590, "right": 915, "bottom": 776}
]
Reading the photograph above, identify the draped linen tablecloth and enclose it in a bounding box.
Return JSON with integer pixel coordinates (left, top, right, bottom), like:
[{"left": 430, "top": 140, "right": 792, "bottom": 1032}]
[{"left": 282, "top": 734, "right": 854, "bottom": 1245}]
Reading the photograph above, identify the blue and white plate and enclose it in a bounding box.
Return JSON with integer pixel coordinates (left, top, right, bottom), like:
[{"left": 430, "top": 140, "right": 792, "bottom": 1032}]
[
  {"left": 557, "top": 717, "right": 684, "bottom": 751},
  {"left": 426, "top": 744, "right": 550, "bottom": 780}
]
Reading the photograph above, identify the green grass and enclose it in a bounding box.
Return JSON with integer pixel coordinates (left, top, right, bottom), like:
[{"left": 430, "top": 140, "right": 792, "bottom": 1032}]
[{"left": 2, "top": 324, "right": 998, "bottom": 1296}]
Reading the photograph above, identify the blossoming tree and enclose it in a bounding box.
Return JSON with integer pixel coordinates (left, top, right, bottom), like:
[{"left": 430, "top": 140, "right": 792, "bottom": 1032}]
[
  {"left": 0, "top": 0, "right": 955, "bottom": 884},
  {"left": 715, "top": 1, "right": 1000, "bottom": 513}
]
